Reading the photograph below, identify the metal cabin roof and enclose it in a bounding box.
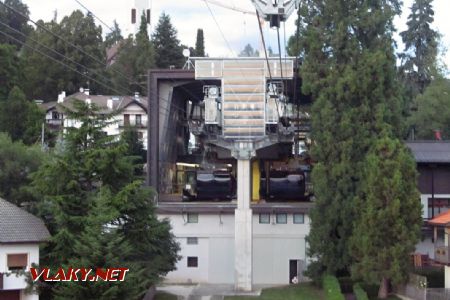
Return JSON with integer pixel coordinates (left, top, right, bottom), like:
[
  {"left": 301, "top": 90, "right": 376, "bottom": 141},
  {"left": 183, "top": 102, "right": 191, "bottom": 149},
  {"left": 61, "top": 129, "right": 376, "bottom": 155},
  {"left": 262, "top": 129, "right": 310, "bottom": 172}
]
[
  {"left": 0, "top": 198, "right": 50, "bottom": 244},
  {"left": 406, "top": 141, "right": 450, "bottom": 163}
]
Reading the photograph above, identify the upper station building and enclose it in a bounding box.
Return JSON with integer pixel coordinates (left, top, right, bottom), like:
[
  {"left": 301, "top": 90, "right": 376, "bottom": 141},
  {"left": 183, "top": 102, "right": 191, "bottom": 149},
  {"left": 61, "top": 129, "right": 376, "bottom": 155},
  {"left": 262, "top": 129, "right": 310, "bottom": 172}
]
[{"left": 147, "top": 57, "right": 313, "bottom": 290}]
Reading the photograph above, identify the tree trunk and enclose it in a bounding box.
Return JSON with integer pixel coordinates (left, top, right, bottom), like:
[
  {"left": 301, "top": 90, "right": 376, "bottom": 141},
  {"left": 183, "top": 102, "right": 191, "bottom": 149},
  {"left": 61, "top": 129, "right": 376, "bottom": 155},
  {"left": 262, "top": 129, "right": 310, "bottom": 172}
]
[{"left": 378, "top": 277, "right": 389, "bottom": 299}]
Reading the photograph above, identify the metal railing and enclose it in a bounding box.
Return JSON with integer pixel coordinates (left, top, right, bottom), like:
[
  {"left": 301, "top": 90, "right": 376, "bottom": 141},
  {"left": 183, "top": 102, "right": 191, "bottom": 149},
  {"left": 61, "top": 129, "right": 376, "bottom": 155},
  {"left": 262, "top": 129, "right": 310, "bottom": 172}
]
[{"left": 118, "top": 120, "right": 147, "bottom": 128}]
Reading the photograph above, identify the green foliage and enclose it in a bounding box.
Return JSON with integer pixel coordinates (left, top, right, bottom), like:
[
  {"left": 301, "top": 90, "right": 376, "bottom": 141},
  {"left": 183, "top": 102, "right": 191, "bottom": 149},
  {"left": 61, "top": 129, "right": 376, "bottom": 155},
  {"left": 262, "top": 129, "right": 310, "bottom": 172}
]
[
  {"left": 104, "top": 20, "right": 123, "bottom": 48},
  {"left": 350, "top": 137, "right": 422, "bottom": 291},
  {"left": 301, "top": 0, "right": 405, "bottom": 281},
  {"left": 0, "top": 0, "right": 32, "bottom": 48},
  {"left": 0, "top": 86, "right": 44, "bottom": 144},
  {"left": 225, "top": 283, "right": 325, "bottom": 300},
  {"left": 323, "top": 275, "right": 345, "bottom": 300},
  {"left": 353, "top": 283, "right": 369, "bottom": 300},
  {"left": 109, "top": 13, "right": 154, "bottom": 95},
  {"left": 194, "top": 28, "right": 205, "bottom": 57},
  {"left": 152, "top": 13, "right": 184, "bottom": 68},
  {"left": 32, "top": 100, "right": 179, "bottom": 298},
  {"left": 0, "top": 133, "right": 46, "bottom": 207},
  {"left": 408, "top": 77, "right": 450, "bottom": 139},
  {"left": 239, "top": 44, "right": 259, "bottom": 57},
  {"left": 399, "top": 0, "right": 439, "bottom": 95},
  {"left": 22, "top": 10, "right": 106, "bottom": 101},
  {"left": 0, "top": 43, "right": 20, "bottom": 100}
]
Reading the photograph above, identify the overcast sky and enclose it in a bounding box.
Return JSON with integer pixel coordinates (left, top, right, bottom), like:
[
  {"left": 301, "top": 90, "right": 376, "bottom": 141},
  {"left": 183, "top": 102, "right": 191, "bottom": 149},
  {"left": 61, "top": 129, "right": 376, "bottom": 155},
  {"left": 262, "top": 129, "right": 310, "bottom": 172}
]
[{"left": 22, "top": 0, "right": 450, "bottom": 72}]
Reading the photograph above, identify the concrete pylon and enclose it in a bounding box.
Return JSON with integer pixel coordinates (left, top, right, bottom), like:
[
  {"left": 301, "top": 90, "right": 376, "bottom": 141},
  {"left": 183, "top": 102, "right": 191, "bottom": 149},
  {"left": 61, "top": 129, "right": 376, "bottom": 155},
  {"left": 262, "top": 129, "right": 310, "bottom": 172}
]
[{"left": 235, "top": 159, "right": 253, "bottom": 291}]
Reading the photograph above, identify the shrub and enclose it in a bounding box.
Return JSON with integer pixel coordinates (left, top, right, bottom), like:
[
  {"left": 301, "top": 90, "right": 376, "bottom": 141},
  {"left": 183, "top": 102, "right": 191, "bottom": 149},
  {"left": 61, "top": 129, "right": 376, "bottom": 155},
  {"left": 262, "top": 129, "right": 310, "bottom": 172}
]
[
  {"left": 353, "top": 283, "right": 369, "bottom": 300},
  {"left": 323, "top": 275, "right": 345, "bottom": 300}
]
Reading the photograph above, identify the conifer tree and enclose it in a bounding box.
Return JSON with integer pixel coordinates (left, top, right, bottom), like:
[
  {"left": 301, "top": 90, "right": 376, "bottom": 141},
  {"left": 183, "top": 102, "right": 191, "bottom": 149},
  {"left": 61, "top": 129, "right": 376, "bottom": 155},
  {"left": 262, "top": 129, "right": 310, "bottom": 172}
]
[
  {"left": 104, "top": 20, "right": 123, "bottom": 48},
  {"left": 152, "top": 13, "right": 184, "bottom": 68},
  {"left": 32, "top": 100, "right": 178, "bottom": 298},
  {"left": 400, "top": 0, "right": 438, "bottom": 95},
  {"left": 350, "top": 136, "right": 422, "bottom": 298},
  {"left": 300, "top": 0, "right": 405, "bottom": 281},
  {"left": 194, "top": 28, "right": 205, "bottom": 57}
]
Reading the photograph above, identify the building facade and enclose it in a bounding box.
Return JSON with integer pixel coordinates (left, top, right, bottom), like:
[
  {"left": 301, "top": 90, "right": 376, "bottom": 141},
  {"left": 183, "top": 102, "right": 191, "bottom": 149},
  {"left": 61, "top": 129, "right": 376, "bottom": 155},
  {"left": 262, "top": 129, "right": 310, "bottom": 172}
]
[
  {"left": 42, "top": 89, "right": 148, "bottom": 149},
  {"left": 0, "top": 198, "right": 50, "bottom": 300}
]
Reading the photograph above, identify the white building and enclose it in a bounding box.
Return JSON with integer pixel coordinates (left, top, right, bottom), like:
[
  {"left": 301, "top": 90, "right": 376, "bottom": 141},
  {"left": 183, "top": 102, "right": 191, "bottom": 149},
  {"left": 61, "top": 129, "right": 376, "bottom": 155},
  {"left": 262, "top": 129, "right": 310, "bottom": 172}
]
[
  {"left": 0, "top": 198, "right": 50, "bottom": 300},
  {"left": 42, "top": 89, "right": 148, "bottom": 149},
  {"left": 158, "top": 202, "right": 312, "bottom": 286}
]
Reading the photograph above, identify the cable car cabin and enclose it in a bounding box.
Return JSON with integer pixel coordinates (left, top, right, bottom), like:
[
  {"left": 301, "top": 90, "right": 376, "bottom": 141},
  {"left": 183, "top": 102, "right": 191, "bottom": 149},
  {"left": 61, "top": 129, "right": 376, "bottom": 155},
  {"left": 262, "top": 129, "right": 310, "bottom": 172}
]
[
  {"left": 260, "top": 170, "right": 307, "bottom": 201},
  {"left": 182, "top": 170, "right": 236, "bottom": 201}
]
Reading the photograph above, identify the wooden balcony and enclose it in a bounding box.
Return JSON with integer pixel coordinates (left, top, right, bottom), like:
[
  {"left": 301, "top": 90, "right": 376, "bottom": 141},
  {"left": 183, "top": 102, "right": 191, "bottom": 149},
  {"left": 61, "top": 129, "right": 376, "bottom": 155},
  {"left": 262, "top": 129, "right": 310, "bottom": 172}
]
[{"left": 119, "top": 120, "right": 147, "bottom": 128}]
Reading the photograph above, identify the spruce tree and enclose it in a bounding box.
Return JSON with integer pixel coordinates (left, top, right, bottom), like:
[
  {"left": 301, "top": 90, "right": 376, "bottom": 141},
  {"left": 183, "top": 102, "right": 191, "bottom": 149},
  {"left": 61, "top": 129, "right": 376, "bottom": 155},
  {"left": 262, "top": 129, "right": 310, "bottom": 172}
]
[
  {"left": 194, "top": 28, "right": 205, "bottom": 57},
  {"left": 32, "top": 100, "right": 179, "bottom": 298},
  {"left": 300, "top": 0, "right": 404, "bottom": 280},
  {"left": 400, "top": 0, "right": 438, "bottom": 95},
  {"left": 350, "top": 136, "right": 422, "bottom": 298},
  {"left": 104, "top": 20, "right": 123, "bottom": 48},
  {"left": 152, "top": 13, "right": 184, "bottom": 68}
]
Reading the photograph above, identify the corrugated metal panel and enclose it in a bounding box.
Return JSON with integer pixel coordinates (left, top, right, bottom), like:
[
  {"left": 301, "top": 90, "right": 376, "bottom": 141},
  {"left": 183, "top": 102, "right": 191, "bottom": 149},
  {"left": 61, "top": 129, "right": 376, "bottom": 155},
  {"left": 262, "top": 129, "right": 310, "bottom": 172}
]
[{"left": 195, "top": 60, "right": 223, "bottom": 78}]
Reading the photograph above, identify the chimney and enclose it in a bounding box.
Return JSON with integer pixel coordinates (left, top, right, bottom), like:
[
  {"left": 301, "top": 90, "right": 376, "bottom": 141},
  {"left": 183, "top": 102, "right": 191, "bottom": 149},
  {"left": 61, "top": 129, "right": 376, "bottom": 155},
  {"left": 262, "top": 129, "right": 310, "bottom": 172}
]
[
  {"left": 434, "top": 130, "right": 442, "bottom": 141},
  {"left": 84, "top": 89, "right": 90, "bottom": 96},
  {"left": 134, "top": 92, "right": 140, "bottom": 102},
  {"left": 57, "top": 91, "right": 66, "bottom": 103},
  {"left": 107, "top": 99, "right": 113, "bottom": 109}
]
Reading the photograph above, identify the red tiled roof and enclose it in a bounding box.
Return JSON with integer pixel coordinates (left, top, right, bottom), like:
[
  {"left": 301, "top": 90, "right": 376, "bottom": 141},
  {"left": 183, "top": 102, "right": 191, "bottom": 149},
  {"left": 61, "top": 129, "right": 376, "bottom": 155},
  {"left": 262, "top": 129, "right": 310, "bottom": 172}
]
[{"left": 429, "top": 210, "right": 450, "bottom": 226}]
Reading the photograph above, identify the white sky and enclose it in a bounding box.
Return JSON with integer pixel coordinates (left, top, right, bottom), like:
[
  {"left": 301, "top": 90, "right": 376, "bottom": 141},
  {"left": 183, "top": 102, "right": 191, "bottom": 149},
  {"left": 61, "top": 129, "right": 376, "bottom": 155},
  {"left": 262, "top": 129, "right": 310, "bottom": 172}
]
[{"left": 22, "top": 0, "right": 450, "bottom": 72}]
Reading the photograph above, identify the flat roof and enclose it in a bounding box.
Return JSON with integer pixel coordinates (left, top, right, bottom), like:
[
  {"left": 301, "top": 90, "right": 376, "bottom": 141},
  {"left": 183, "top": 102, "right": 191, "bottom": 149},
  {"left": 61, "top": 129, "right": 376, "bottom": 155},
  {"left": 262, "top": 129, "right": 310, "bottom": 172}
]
[{"left": 156, "top": 201, "right": 314, "bottom": 214}]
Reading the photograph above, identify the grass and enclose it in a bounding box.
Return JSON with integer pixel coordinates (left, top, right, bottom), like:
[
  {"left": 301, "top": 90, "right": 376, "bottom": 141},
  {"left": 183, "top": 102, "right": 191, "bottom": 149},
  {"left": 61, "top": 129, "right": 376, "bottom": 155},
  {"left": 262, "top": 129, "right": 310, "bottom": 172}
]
[
  {"left": 225, "top": 283, "right": 325, "bottom": 300},
  {"left": 154, "top": 291, "right": 178, "bottom": 300}
]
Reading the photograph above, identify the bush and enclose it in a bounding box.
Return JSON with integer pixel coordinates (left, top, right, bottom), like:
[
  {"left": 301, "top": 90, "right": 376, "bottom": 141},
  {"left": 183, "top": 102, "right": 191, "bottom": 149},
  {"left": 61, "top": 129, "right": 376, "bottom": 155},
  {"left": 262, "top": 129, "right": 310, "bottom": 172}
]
[
  {"left": 414, "top": 267, "right": 444, "bottom": 288},
  {"left": 338, "top": 276, "right": 354, "bottom": 293},
  {"left": 353, "top": 283, "right": 369, "bottom": 300},
  {"left": 360, "top": 283, "right": 379, "bottom": 298},
  {"left": 323, "top": 275, "right": 345, "bottom": 300}
]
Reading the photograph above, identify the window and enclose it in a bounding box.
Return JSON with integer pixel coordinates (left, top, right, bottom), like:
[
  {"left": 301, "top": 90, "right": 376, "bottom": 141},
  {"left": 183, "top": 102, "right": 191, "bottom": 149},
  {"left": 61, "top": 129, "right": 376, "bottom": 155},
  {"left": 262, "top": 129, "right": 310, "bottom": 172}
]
[
  {"left": 124, "top": 114, "right": 130, "bottom": 126},
  {"left": 187, "top": 237, "right": 198, "bottom": 245},
  {"left": 52, "top": 111, "right": 59, "bottom": 119},
  {"left": 293, "top": 213, "right": 305, "bottom": 224},
  {"left": 187, "top": 256, "right": 198, "bottom": 268},
  {"left": 428, "top": 198, "right": 450, "bottom": 219},
  {"left": 135, "top": 114, "right": 142, "bottom": 125},
  {"left": 187, "top": 213, "right": 198, "bottom": 223},
  {"left": 7, "top": 253, "right": 28, "bottom": 271},
  {"left": 276, "top": 213, "right": 287, "bottom": 224},
  {"left": 138, "top": 132, "right": 144, "bottom": 140},
  {"left": 259, "top": 213, "right": 270, "bottom": 224}
]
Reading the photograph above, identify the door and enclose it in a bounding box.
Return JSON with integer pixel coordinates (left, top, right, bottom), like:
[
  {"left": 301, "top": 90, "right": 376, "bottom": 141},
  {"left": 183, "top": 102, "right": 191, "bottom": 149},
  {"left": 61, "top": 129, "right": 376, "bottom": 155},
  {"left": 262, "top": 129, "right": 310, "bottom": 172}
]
[
  {"left": 289, "top": 259, "right": 299, "bottom": 284},
  {"left": 124, "top": 114, "right": 130, "bottom": 126}
]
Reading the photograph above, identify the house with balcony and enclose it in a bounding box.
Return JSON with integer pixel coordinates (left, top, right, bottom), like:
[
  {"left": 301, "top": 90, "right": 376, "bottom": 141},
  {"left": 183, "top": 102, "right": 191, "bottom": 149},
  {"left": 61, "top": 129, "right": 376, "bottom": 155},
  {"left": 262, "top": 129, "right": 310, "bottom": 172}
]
[
  {"left": 406, "top": 141, "right": 450, "bottom": 263},
  {"left": 0, "top": 198, "right": 50, "bottom": 300},
  {"left": 41, "top": 89, "right": 148, "bottom": 149}
]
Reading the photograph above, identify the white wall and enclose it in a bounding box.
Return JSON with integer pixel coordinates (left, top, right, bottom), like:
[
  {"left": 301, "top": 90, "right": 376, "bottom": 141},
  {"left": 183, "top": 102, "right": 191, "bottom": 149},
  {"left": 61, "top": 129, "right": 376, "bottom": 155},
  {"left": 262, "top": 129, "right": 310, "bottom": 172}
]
[
  {"left": 0, "top": 243, "right": 40, "bottom": 300},
  {"left": 159, "top": 213, "right": 310, "bottom": 285}
]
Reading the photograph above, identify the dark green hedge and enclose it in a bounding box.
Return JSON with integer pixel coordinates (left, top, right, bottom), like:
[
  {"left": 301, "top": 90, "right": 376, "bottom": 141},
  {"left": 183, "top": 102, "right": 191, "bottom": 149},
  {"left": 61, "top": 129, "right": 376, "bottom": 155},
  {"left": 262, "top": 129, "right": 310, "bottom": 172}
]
[
  {"left": 414, "top": 267, "right": 444, "bottom": 288},
  {"left": 323, "top": 275, "right": 345, "bottom": 300},
  {"left": 353, "top": 283, "right": 369, "bottom": 300}
]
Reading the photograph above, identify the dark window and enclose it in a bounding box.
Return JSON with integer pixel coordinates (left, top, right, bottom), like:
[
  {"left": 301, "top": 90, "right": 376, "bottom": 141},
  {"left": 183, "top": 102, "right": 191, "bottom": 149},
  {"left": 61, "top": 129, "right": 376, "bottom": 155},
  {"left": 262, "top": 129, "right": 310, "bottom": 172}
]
[
  {"left": 52, "top": 111, "right": 59, "bottom": 119},
  {"left": 276, "top": 213, "right": 287, "bottom": 224},
  {"left": 187, "top": 256, "right": 198, "bottom": 268},
  {"left": 136, "top": 114, "right": 142, "bottom": 125},
  {"left": 124, "top": 114, "right": 130, "bottom": 126},
  {"left": 187, "top": 213, "right": 198, "bottom": 223},
  {"left": 187, "top": 237, "right": 198, "bottom": 245},
  {"left": 293, "top": 213, "right": 304, "bottom": 224},
  {"left": 138, "top": 132, "right": 144, "bottom": 140},
  {"left": 7, "top": 253, "right": 27, "bottom": 271},
  {"left": 259, "top": 213, "right": 270, "bottom": 224}
]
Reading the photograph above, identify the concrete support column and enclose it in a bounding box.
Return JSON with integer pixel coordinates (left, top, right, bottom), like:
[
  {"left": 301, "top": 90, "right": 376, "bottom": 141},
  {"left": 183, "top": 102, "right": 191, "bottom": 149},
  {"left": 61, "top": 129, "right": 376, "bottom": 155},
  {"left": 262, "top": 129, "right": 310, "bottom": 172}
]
[{"left": 235, "top": 159, "right": 252, "bottom": 291}]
